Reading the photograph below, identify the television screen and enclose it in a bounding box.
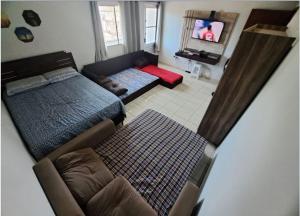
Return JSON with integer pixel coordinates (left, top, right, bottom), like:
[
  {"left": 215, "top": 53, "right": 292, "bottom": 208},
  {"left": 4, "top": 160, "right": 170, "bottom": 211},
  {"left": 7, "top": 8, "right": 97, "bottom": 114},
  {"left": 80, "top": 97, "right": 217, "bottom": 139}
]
[{"left": 191, "top": 19, "right": 224, "bottom": 43}]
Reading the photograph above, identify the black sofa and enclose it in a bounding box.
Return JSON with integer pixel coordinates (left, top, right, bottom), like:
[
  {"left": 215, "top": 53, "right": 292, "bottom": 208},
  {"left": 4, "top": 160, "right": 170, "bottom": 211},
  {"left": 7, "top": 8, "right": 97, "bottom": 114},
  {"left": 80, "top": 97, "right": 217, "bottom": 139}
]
[{"left": 82, "top": 51, "right": 160, "bottom": 104}]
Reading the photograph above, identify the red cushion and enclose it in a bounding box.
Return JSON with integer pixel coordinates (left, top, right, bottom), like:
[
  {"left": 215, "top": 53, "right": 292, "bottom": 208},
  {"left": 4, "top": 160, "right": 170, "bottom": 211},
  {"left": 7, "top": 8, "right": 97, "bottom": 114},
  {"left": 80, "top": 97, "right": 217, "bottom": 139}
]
[{"left": 139, "top": 65, "right": 183, "bottom": 84}]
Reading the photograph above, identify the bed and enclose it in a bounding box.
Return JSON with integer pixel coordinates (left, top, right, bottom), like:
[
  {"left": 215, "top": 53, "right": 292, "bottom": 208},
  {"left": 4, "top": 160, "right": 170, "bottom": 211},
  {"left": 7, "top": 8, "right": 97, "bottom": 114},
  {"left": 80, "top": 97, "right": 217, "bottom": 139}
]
[
  {"left": 2, "top": 51, "right": 126, "bottom": 160},
  {"left": 82, "top": 50, "right": 160, "bottom": 104},
  {"left": 95, "top": 109, "right": 207, "bottom": 215},
  {"left": 108, "top": 68, "right": 159, "bottom": 102}
]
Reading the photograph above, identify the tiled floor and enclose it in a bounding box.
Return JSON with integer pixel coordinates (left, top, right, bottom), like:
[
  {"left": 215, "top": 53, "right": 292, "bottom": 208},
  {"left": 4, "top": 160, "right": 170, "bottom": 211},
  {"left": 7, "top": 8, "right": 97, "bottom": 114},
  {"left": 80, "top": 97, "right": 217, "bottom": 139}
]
[{"left": 124, "top": 63, "right": 218, "bottom": 133}]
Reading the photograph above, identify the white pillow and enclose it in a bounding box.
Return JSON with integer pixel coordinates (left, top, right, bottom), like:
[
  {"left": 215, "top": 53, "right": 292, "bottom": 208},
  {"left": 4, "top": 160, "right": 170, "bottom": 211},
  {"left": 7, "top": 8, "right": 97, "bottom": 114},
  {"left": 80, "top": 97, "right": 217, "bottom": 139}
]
[
  {"left": 43, "top": 67, "right": 79, "bottom": 83},
  {"left": 6, "top": 75, "right": 49, "bottom": 96}
]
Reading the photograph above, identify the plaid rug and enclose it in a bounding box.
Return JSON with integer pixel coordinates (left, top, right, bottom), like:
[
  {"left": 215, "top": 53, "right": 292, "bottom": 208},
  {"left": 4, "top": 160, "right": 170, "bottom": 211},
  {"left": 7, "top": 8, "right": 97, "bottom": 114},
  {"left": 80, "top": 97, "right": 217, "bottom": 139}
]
[{"left": 95, "top": 109, "right": 207, "bottom": 215}]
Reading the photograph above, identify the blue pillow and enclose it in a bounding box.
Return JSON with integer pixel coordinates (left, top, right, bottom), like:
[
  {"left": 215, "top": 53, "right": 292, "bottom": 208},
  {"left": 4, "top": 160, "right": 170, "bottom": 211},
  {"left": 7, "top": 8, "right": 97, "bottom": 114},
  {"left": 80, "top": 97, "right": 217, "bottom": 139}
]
[
  {"left": 6, "top": 75, "right": 49, "bottom": 96},
  {"left": 43, "top": 67, "right": 79, "bottom": 83}
]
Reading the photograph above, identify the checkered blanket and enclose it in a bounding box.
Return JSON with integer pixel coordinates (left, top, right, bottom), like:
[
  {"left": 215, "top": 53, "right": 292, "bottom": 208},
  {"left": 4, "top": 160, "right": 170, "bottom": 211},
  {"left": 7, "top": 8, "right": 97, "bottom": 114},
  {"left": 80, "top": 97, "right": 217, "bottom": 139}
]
[{"left": 95, "top": 109, "right": 207, "bottom": 215}]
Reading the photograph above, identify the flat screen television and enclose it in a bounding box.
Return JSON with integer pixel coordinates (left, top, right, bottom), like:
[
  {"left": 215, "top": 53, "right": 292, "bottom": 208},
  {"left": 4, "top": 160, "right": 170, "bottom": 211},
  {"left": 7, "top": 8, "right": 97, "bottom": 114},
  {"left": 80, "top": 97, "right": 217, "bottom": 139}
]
[{"left": 191, "top": 19, "right": 225, "bottom": 43}]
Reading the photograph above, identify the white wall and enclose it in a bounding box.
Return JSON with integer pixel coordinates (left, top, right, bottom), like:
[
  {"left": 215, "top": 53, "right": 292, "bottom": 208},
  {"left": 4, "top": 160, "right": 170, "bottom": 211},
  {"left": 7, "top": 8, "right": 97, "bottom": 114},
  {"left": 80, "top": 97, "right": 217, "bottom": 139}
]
[
  {"left": 287, "top": 10, "right": 299, "bottom": 44},
  {"left": 159, "top": 1, "right": 297, "bottom": 71},
  {"left": 1, "top": 1, "right": 125, "bottom": 70},
  {"left": 197, "top": 14, "right": 299, "bottom": 216},
  {"left": 1, "top": 1, "right": 96, "bottom": 70},
  {"left": 1, "top": 103, "right": 55, "bottom": 216}
]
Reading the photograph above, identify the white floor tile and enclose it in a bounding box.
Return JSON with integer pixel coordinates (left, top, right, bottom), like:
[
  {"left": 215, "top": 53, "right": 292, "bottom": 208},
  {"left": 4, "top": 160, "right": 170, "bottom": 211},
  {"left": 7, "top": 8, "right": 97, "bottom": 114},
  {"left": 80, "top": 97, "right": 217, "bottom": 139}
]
[{"left": 124, "top": 63, "right": 217, "bottom": 133}]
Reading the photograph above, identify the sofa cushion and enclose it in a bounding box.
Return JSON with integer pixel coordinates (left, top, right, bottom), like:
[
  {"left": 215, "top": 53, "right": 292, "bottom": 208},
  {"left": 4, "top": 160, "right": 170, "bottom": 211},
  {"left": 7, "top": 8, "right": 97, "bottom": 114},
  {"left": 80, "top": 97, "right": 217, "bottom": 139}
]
[
  {"left": 102, "top": 81, "right": 128, "bottom": 96},
  {"left": 55, "top": 148, "right": 114, "bottom": 207},
  {"left": 96, "top": 75, "right": 112, "bottom": 85},
  {"left": 139, "top": 65, "right": 183, "bottom": 85},
  {"left": 86, "top": 176, "right": 157, "bottom": 216},
  {"left": 96, "top": 75, "right": 128, "bottom": 96}
]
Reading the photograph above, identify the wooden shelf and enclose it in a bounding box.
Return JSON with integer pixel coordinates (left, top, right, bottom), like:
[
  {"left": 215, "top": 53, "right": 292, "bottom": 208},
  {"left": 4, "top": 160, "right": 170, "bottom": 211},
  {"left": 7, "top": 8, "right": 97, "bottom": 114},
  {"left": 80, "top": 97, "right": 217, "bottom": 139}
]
[
  {"left": 245, "top": 24, "right": 288, "bottom": 36},
  {"left": 175, "top": 51, "right": 221, "bottom": 65}
]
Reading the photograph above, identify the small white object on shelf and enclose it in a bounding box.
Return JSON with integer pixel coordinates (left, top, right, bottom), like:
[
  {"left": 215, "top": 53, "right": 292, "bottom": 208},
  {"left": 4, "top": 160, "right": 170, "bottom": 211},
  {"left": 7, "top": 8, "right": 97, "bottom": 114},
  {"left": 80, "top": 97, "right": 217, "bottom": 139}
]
[{"left": 191, "top": 63, "right": 202, "bottom": 79}]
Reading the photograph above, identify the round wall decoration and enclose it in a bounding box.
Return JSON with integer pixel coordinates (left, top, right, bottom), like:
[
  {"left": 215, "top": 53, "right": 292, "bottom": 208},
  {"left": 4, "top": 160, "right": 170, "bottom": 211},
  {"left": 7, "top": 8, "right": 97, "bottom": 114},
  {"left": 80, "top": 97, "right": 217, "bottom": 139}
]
[
  {"left": 15, "top": 27, "right": 34, "bottom": 43},
  {"left": 22, "top": 10, "right": 41, "bottom": 26}
]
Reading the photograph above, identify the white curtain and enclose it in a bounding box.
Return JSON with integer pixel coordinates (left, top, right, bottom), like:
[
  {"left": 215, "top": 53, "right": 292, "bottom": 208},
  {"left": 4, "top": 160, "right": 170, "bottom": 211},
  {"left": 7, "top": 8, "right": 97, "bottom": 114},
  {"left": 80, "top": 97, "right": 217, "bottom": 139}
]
[
  {"left": 90, "top": 1, "right": 107, "bottom": 61},
  {"left": 154, "top": 2, "right": 164, "bottom": 53},
  {"left": 119, "top": 1, "right": 141, "bottom": 53}
]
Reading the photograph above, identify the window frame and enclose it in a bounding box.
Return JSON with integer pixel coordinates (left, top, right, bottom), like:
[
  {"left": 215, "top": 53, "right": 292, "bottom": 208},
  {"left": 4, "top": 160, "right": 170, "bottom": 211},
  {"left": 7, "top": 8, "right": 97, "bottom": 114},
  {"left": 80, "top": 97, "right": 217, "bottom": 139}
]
[
  {"left": 144, "top": 2, "right": 159, "bottom": 46},
  {"left": 98, "top": 2, "right": 123, "bottom": 47}
]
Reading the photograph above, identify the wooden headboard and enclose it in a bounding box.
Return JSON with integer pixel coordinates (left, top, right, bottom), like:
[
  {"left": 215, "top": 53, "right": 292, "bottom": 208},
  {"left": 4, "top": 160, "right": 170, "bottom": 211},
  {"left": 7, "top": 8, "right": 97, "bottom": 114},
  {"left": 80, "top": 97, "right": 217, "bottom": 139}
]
[{"left": 1, "top": 51, "right": 77, "bottom": 86}]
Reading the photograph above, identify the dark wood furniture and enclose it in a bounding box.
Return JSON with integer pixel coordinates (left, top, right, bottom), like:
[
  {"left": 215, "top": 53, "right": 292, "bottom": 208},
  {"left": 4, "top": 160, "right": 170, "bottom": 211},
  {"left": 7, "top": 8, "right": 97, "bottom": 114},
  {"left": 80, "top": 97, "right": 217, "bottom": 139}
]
[
  {"left": 175, "top": 50, "right": 221, "bottom": 65},
  {"left": 82, "top": 50, "right": 160, "bottom": 104},
  {"left": 1, "top": 51, "right": 125, "bottom": 126},
  {"left": 82, "top": 50, "right": 158, "bottom": 77},
  {"left": 1, "top": 51, "right": 77, "bottom": 87},
  {"left": 197, "top": 24, "right": 295, "bottom": 147},
  {"left": 243, "top": 8, "right": 297, "bottom": 29}
]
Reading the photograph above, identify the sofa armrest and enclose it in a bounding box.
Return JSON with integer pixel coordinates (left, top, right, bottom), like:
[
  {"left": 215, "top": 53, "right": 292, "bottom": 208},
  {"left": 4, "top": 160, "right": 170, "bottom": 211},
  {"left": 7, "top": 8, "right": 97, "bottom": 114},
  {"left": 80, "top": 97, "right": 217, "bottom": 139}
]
[
  {"left": 46, "top": 119, "right": 116, "bottom": 162},
  {"left": 33, "top": 158, "right": 85, "bottom": 216},
  {"left": 169, "top": 153, "right": 213, "bottom": 216},
  {"left": 168, "top": 181, "right": 200, "bottom": 216}
]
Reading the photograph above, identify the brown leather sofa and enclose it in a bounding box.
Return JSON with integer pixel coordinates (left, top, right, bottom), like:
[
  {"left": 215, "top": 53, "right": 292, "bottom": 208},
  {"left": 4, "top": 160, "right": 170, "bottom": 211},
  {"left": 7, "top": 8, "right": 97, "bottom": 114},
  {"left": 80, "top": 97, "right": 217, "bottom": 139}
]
[{"left": 33, "top": 119, "right": 211, "bottom": 216}]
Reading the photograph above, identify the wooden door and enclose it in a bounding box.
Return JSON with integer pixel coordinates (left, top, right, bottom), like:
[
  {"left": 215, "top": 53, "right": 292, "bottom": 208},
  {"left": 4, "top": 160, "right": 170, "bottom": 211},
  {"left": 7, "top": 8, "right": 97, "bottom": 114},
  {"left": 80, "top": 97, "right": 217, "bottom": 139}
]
[{"left": 197, "top": 26, "right": 295, "bottom": 147}]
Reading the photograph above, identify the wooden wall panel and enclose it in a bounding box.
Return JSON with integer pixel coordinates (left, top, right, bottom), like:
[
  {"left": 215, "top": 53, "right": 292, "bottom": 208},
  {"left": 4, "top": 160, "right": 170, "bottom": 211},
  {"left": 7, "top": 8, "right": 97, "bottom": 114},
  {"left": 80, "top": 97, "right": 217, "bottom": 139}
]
[{"left": 180, "top": 10, "right": 238, "bottom": 55}]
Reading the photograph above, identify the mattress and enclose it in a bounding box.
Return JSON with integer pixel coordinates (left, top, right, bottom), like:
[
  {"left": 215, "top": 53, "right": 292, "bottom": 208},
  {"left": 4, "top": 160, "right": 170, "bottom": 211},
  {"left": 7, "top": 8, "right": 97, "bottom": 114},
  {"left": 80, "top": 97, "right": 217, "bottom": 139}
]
[
  {"left": 3, "top": 75, "right": 125, "bottom": 160},
  {"left": 95, "top": 109, "right": 207, "bottom": 215},
  {"left": 108, "top": 68, "right": 159, "bottom": 100},
  {"left": 139, "top": 65, "right": 183, "bottom": 84}
]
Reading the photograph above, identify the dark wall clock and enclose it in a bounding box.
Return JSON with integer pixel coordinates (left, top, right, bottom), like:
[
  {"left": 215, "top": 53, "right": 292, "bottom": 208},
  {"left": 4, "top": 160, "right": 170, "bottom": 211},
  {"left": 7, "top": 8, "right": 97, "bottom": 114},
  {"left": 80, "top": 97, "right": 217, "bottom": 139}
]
[{"left": 22, "top": 10, "right": 41, "bottom": 26}]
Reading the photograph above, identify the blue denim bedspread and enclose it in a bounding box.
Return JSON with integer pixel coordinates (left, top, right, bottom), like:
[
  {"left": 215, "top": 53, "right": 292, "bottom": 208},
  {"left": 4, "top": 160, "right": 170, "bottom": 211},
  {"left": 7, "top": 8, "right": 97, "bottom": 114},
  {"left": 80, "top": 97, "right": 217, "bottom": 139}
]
[
  {"left": 3, "top": 75, "right": 125, "bottom": 160},
  {"left": 108, "top": 68, "right": 159, "bottom": 100}
]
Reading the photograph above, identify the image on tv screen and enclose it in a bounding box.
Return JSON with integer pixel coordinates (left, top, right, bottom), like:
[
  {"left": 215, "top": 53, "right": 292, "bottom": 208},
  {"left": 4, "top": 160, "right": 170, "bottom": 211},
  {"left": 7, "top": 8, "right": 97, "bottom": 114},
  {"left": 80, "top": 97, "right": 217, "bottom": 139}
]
[{"left": 192, "top": 19, "right": 224, "bottom": 43}]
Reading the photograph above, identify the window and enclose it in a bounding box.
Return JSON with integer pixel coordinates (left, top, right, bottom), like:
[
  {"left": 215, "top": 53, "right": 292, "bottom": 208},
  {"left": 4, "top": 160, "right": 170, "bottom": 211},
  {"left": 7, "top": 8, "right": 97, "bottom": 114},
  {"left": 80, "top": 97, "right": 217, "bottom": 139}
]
[
  {"left": 98, "top": 4, "right": 123, "bottom": 46},
  {"left": 145, "top": 5, "right": 158, "bottom": 44}
]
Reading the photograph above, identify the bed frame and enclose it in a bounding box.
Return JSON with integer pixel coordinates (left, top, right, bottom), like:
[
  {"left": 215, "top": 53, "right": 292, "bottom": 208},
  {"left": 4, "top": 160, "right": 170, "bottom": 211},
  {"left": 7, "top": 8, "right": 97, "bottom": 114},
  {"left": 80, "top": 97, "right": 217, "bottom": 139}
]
[
  {"left": 1, "top": 50, "right": 125, "bottom": 123},
  {"left": 1, "top": 51, "right": 77, "bottom": 87},
  {"left": 1, "top": 52, "right": 125, "bottom": 160}
]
